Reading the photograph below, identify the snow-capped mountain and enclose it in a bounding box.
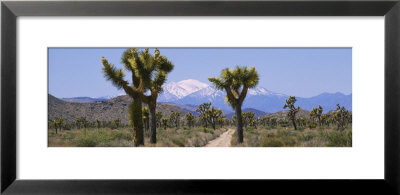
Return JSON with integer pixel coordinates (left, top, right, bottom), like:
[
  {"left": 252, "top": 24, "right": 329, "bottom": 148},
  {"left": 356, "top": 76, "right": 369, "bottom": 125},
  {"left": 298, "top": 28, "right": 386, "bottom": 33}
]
[
  {"left": 62, "top": 79, "right": 352, "bottom": 113},
  {"left": 159, "top": 79, "right": 351, "bottom": 113},
  {"left": 158, "top": 79, "right": 209, "bottom": 102}
]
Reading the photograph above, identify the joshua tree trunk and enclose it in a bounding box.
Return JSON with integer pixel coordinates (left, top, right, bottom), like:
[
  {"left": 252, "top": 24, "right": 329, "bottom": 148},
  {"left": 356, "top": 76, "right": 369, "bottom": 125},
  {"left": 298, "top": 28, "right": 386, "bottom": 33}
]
[
  {"left": 149, "top": 103, "right": 157, "bottom": 144},
  {"left": 235, "top": 105, "right": 244, "bottom": 143},
  {"left": 292, "top": 119, "right": 297, "bottom": 130},
  {"left": 211, "top": 121, "right": 216, "bottom": 130},
  {"left": 318, "top": 117, "right": 321, "bottom": 127},
  {"left": 130, "top": 99, "right": 144, "bottom": 146}
]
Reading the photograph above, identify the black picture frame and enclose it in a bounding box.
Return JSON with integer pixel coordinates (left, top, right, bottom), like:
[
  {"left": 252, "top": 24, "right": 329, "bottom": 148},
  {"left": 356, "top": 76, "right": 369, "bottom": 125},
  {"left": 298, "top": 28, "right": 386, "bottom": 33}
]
[{"left": 1, "top": 0, "right": 400, "bottom": 194}]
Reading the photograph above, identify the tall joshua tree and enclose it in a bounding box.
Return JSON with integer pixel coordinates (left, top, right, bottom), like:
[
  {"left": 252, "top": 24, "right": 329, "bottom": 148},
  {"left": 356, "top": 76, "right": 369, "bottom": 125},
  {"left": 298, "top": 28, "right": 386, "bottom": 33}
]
[
  {"left": 137, "top": 49, "right": 174, "bottom": 144},
  {"left": 209, "top": 66, "right": 259, "bottom": 143},
  {"left": 283, "top": 96, "right": 300, "bottom": 130},
  {"left": 102, "top": 48, "right": 147, "bottom": 146}
]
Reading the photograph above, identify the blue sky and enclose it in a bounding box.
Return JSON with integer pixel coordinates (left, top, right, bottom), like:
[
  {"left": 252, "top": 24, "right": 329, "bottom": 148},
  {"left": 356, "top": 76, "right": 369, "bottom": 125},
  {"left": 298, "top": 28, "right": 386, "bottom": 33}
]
[{"left": 48, "top": 48, "right": 352, "bottom": 98}]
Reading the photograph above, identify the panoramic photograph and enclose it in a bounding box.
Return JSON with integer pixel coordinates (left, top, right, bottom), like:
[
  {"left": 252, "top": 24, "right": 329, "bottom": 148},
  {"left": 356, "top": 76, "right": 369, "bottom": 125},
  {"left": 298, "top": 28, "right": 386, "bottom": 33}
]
[{"left": 48, "top": 48, "right": 352, "bottom": 147}]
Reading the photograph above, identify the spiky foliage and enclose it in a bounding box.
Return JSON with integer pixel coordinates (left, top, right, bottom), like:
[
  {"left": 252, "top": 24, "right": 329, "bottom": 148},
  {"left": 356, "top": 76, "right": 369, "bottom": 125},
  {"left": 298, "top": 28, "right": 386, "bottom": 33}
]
[
  {"left": 242, "top": 112, "right": 256, "bottom": 129},
  {"left": 156, "top": 112, "right": 163, "bottom": 128},
  {"left": 208, "top": 66, "right": 259, "bottom": 143},
  {"left": 96, "top": 119, "right": 101, "bottom": 129},
  {"left": 196, "top": 102, "right": 211, "bottom": 128},
  {"left": 102, "top": 49, "right": 145, "bottom": 146},
  {"left": 169, "top": 112, "right": 180, "bottom": 128},
  {"left": 333, "top": 104, "right": 351, "bottom": 131},
  {"left": 102, "top": 48, "right": 172, "bottom": 146},
  {"left": 161, "top": 118, "right": 169, "bottom": 130},
  {"left": 114, "top": 118, "right": 121, "bottom": 129},
  {"left": 270, "top": 117, "right": 278, "bottom": 127},
  {"left": 206, "top": 106, "right": 223, "bottom": 130},
  {"left": 310, "top": 105, "right": 323, "bottom": 127},
  {"left": 133, "top": 48, "right": 174, "bottom": 144},
  {"left": 283, "top": 96, "right": 300, "bottom": 130},
  {"left": 142, "top": 107, "right": 150, "bottom": 132},
  {"left": 185, "top": 113, "right": 195, "bottom": 128},
  {"left": 53, "top": 117, "right": 64, "bottom": 134}
]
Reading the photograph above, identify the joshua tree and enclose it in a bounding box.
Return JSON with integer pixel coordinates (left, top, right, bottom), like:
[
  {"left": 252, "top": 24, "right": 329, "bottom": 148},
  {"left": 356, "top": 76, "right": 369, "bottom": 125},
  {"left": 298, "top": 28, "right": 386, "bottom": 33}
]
[
  {"left": 209, "top": 66, "right": 259, "bottom": 143},
  {"left": 169, "top": 112, "right": 180, "bottom": 128},
  {"left": 161, "top": 118, "right": 169, "bottom": 130},
  {"left": 283, "top": 96, "right": 300, "bottom": 130},
  {"left": 114, "top": 118, "right": 121, "bottom": 129},
  {"left": 196, "top": 103, "right": 211, "bottom": 128},
  {"left": 206, "top": 106, "right": 223, "bottom": 130},
  {"left": 75, "top": 117, "right": 81, "bottom": 129},
  {"left": 102, "top": 49, "right": 145, "bottom": 146},
  {"left": 185, "top": 113, "right": 195, "bottom": 128},
  {"left": 333, "top": 104, "right": 351, "bottom": 131},
  {"left": 142, "top": 107, "right": 150, "bottom": 132},
  {"left": 156, "top": 112, "right": 163, "bottom": 128},
  {"left": 102, "top": 48, "right": 172, "bottom": 146},
  {"left": 136, "top": 49, "right": 174, "bottom": 144},
  {"left": 96, "top": 119, "right": 101, "bottom": 129},
  {"left": 53, "top": 117, "right": 63, "bottom": 134},
  {"left": 270, "top": 117, "right": 278, "bottom": 128},
  {"left": 310, "top": 105, "right": 323, "bottom": 126},
  {"left": 242, "top": 112, "right": 255, "bottom": 129}
]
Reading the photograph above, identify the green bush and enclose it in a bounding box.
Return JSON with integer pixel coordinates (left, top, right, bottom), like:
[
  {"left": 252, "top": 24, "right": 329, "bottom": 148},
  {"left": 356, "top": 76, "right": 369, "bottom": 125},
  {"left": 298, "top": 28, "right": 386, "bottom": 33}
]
[
  {"left": 202, "top": 128, "right": 214, "bottom": 134},
  {"left": 298, "top": 133, "right": 316, "bottom": 142},
  {"left": 171, "top": 136, "right": 185, "bottom": 147},
  {"left": 111, "top": 131, "right": 132, "bottom": 141},
  {"left": 76, "top": 135, "right": 98, "bottom": 147},
  {"left": 260, "top": 136, "right": 296, "bottom": 147},
  {"left": 327, "top": 131, "right": 352, "bottom": 147},
  {"left": 260, "top": 137, "right": 284, "bottom": 147},
  {"left": 307, "top": 122, "right": 317, "bottom": 129}
]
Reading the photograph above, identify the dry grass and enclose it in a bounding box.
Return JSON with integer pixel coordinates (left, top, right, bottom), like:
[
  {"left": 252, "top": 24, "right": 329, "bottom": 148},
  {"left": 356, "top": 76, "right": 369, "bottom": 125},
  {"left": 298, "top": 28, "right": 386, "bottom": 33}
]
[
  {"left": 48, "top": 126, "right": 227, "bottom": 147},
  {"left": 230, "top": 125, "right": 352, "bottom": 147}
]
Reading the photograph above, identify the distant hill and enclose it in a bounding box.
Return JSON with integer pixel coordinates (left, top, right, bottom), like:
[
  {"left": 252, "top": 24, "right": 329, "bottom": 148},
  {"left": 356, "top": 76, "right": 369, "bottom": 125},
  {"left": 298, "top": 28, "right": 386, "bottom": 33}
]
[
  {"left": 63, "top": 79, "right": 352, "bottom": 113},
  {"left": 49, "top": 94, "right": 185, "bottom": 124},
  {"left": 158, "top": 79, "right": 352, "bottom": 113},
  {"left": 261, "top": 109, "right": 311, "bottom": 119},
  {"left": 61, "top": 96, "right": 109, "bottom": 103},
  {"left": 226, "top": 108, "right": 267, "bottom": 119}
]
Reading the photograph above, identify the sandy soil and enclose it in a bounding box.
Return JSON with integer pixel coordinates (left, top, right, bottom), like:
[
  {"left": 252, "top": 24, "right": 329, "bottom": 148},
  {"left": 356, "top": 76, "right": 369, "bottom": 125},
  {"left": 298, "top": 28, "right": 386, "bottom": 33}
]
[{"left": 205, "top": 128, "right": 235, "bottom": 147}]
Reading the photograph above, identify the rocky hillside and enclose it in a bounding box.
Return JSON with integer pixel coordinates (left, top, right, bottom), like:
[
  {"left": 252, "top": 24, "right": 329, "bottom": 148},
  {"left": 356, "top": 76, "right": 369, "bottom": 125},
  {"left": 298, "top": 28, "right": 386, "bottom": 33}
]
[
  {"left": 261, "top": 109, "right": 311, "bottom": 119},
  {"left": 48, "top": 94, "right": 184, "bottom": 124}
]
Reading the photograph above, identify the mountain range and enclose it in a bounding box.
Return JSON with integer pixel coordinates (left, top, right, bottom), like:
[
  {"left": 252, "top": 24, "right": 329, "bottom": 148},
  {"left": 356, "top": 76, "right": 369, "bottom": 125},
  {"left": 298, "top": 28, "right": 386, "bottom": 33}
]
[{"left": 61, "top": 79, "right": 351, "bottom": 113}]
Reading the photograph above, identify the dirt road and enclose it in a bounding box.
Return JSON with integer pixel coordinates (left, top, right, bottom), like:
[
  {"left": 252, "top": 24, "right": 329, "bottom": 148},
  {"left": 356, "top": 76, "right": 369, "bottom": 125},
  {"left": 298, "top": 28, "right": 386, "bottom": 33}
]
[{"left": 205, "top": 129, "right": 235, "bottom": 147}]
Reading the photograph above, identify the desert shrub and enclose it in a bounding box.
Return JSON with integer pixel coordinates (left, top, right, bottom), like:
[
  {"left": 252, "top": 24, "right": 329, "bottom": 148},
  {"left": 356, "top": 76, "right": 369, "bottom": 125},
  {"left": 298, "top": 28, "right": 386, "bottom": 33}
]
[
  {"left": 327, "top": 131, "right": 352, "bottom": 147},
  {"left": 297, "top": 126, "right": 306, "bottom": 131},
  {"left": 203, "top": 128, "right": 214, "bottom": 134},
  {"left": 76, "top": 135, "right": 98, "bottom": 147},
  {"left": 298, "top": 133, "right": 316, "bottom": 142},
  {"left": 307, "top": 122, "right": 317, "bottom": 129},
  {"left": 63, "top": 133, "right": 76, "bottom": 140},
  {"left": 277, "top": 129, "right": 296, "bottom": 137},
  {"left": 280, "top": 136, "right": 296, "bottom": 146},
  {"left": 171, "top": 136, "right": 185, "bottom": 147},
  {"left": 260, "top": 135, "right": 297, "bottom": 147},
  {"left": 111, "top": 131, "right": 132, "bottom": 141},
  {"left": 260, "top": 137, "right": 284, "bottom": 147},
  {"left": 110, "top": 123, "right": 117, "bottom": 130}
]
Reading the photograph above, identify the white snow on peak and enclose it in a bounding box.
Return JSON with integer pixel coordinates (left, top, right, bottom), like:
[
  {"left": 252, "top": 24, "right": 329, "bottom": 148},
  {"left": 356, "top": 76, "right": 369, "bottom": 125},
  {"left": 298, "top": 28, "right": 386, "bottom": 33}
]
[
  {"left": 189, "top": 86, "right": 224, "bottom": 98},
  {"left": 248, "top": 87, "right": 270, "bottom": 95},
  {"left": 162, "top": 79, "right": 209, "bottom": 98}
]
